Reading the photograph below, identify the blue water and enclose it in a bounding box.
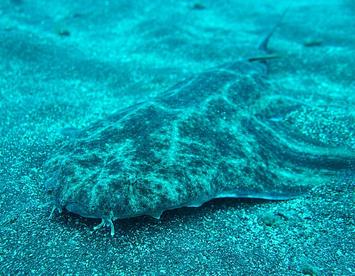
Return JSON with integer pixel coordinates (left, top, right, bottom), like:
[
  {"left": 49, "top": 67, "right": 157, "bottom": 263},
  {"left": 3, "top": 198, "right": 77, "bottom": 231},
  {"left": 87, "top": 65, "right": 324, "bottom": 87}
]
[{"left": 0, "top": 0, "right": 354, "bottom": 274}]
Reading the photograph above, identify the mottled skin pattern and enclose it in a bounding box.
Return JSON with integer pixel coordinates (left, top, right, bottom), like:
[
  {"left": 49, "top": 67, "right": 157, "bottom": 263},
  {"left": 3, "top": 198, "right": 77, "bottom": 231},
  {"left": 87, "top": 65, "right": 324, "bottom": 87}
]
[{"left": 45, "top": 59, "right": 354, "bottom": 234}]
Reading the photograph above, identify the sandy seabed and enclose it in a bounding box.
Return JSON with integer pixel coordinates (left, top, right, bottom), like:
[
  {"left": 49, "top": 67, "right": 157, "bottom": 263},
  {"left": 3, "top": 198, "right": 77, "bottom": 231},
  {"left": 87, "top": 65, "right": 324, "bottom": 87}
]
[{"left": 0, "top": 0, "right": 354, "bottom": 274}]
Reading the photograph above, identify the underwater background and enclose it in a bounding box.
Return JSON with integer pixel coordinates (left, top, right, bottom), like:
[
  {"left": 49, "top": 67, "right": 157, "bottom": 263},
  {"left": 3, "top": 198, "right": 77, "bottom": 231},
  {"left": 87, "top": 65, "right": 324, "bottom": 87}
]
[{"left": 0, "top": 0, "right": 354, "bottom": 275}]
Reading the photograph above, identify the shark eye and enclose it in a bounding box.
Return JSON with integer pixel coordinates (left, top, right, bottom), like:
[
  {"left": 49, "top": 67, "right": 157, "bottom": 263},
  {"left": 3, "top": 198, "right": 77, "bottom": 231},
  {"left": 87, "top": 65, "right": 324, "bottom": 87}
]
[{"left": 44, "top": 175, "right": 60, "bottom": 193}]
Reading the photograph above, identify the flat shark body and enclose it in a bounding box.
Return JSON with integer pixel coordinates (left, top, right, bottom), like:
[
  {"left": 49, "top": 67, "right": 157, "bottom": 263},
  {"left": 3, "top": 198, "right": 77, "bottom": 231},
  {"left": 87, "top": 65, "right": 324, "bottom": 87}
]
[{"left": 44, "top": 19, "right": 354, "bottom": 236}]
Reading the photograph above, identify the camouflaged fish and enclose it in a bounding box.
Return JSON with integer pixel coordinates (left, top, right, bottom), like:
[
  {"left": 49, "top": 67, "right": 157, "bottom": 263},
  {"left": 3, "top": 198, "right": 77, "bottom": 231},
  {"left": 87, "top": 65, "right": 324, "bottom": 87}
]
[{"left": 44, "top": 15, "right": 354, "bottom": 236}]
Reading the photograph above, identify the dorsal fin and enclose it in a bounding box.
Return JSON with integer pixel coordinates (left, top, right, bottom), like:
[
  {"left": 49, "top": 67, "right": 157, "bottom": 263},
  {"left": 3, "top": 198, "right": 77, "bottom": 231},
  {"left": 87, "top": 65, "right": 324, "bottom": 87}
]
[{"left": 258, "top": 7, "right": 290, "bottom": 53}]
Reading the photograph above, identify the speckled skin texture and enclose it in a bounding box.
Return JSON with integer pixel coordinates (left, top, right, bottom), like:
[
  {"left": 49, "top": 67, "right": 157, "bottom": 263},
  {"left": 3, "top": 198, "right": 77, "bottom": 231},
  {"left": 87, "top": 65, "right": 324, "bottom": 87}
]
[{"left": 44, "top": 60, "right": 354, "bottom": 222}]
